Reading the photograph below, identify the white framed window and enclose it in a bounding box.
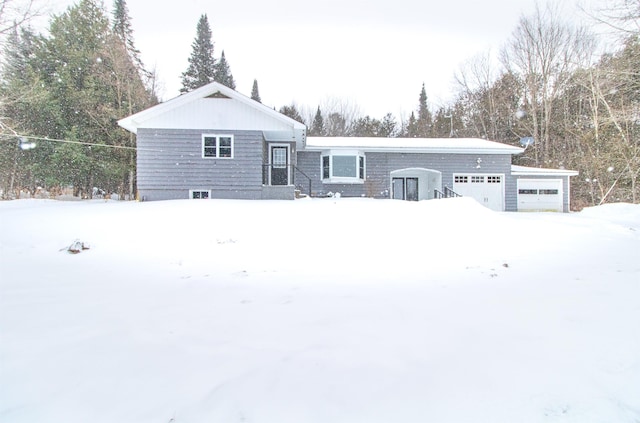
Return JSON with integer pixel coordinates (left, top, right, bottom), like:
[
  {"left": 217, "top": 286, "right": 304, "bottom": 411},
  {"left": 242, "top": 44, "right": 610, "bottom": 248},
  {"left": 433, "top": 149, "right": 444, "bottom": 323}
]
[
  {"left": 321, "top": 152, "right": 365, "bottom": 182},
  {"left": 202, "top": 134, "right": 234, "bottom": 159},
  {"left": 190, "top": 190, "right": 211, "bottom": 199}
]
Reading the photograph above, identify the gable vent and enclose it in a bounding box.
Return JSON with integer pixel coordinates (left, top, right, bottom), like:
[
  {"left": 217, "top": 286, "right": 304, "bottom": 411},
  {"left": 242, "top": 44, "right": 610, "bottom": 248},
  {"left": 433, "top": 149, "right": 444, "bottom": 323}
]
[{"left": 206, "top": 91, "right": 231, "bottom": 99}]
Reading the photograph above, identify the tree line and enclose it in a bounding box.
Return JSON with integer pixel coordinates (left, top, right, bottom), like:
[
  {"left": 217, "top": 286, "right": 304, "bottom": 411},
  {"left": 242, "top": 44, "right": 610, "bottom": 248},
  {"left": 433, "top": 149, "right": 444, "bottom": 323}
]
[
  {"left": 280, "top": 3, "right": 640, "bottom": 208},
  {"left": 1, "top": 0, "right": 638, "bottom": 207}
]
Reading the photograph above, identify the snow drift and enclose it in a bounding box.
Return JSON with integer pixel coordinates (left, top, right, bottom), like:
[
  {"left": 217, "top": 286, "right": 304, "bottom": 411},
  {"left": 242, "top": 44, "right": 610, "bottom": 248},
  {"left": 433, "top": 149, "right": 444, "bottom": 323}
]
[{"left": 1, "top": 198, "right": 639, "bottom": 423}]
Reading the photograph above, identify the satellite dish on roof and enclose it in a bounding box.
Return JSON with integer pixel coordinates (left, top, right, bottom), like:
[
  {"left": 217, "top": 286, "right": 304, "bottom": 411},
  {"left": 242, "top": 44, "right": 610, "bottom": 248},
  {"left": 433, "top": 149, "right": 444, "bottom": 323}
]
[{"left": 519, "top": 137, "right": 534, "bottom": 147}]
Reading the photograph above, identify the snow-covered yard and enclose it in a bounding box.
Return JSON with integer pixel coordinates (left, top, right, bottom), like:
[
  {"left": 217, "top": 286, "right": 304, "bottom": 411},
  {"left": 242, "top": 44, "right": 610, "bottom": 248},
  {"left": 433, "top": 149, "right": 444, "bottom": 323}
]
[{"left": 1, "top": 197, "right": 639, "bottom": 423}]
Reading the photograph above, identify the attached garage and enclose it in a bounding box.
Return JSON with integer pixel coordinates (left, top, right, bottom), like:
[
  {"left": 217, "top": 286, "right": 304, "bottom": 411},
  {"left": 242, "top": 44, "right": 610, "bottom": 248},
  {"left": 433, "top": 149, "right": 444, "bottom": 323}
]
[
  {"left": 511, "top": 165, "right": 579, "bottom": 213},
  {"left": 517, "top": 179, "right": 563, "bottom": 212},
  {"left": 453, "top": 173, "right": 505, "bottom": 211}
]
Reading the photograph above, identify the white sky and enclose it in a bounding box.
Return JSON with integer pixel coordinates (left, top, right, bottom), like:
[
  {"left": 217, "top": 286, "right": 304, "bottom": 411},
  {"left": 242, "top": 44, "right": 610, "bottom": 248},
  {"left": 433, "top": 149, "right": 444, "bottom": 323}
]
[{"left": 46, "top": 0, "right": 599, "bottom": 118}]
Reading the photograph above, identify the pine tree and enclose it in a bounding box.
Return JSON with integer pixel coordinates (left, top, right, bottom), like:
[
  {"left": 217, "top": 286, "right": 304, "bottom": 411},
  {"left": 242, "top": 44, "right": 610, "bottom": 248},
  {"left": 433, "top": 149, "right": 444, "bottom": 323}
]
[
  {"left": 251, "top": 79, "right": 261, "bottom": 103},
  {"left": 279, "top": 104, "right": 305, "bottom": 124},
  {"left": 112, "top": 0, "right": 144, "bottom": 72},
  {"left": 214, "top": 50, "right": 235, "bottom": 89},
  {"left": 406, "top": 111, "right": 418, "bottom": 137},
  {"left": 310, "top": 106, "right": 325, "bottom": 136},
  {"left": 0, "top": 0, "right": 155, "bottom": 198},
  {"left": 180, "top": 14, "right": 215, "bottom": 93},
  {"left": 417, "top": 83, "right": 432, "bottom": 137}
]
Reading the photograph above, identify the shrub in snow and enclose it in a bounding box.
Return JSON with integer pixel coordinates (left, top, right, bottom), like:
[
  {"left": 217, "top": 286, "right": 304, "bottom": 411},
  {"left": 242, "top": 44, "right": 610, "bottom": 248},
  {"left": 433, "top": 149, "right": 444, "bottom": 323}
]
[{"left": 66, "top": 240, "right": 90, "bottom": 254}]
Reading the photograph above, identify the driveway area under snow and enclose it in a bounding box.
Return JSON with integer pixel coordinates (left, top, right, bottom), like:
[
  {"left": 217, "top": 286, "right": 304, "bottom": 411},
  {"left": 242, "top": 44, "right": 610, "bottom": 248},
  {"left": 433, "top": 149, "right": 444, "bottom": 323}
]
[{"left": 1, "top": 197, "right": 639, "bottom": 423}]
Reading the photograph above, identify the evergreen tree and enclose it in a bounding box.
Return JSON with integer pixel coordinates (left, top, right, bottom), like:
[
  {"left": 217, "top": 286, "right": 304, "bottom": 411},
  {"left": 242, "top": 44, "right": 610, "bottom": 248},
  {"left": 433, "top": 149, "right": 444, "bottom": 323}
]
[
  {"left": 1, "top": 0, "right": 155, "bottom": 198},
  {"left": 406, "top": 111, "right": 418, "bottom": 137},
  {"left": 180, "top": 14, "right": 215, "bottom": 93},
  {"left": 0, "top": 25, "right": 44, "bottom": 197},
  {"left": 380, "top": 113, "right": 397, "bottom": 137},
  {"left": 214, "top": 50, "right": 235, "bottom": 89},
  {"left": 112, "top": 0, "right": 143, "bottom": 72},
  {"left": 310, "top": 106, "right": 325, "bottom": 136},
  {"left": 251, "top": 79, "right": 261, "bottom": 103},
  {"left": 416, "top": 83, "right": 432, "bottom": 137},
  {"left": 279, "top": 104, "right": 305, "bottom": 124}
]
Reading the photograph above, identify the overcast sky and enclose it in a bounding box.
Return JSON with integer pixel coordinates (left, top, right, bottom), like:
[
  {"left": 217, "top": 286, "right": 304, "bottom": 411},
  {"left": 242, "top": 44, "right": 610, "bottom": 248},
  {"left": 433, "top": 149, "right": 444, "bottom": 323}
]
[{"left": 48, "top": 0, "right": 600, "bottom": 119}]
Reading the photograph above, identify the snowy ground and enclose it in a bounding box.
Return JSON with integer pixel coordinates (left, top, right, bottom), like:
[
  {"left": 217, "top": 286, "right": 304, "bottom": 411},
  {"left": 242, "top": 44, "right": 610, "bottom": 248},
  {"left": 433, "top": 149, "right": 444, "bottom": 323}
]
[{"left": 1, "top": 197, "right": 639, "bottom": 423}]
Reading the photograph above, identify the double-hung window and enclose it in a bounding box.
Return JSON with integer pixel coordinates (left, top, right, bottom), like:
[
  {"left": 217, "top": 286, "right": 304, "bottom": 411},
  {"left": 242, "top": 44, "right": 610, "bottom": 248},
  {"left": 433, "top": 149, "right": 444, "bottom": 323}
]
[
  {"left": 202, "top": 134, "right": 233, "bottom": 159},
  {"left": 321, "top": 151, "right": 365, "bottom": 182}
]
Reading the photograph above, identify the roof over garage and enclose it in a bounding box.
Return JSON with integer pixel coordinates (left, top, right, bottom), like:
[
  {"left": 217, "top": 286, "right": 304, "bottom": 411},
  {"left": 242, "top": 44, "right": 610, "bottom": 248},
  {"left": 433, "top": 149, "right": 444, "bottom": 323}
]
[{"left": 511, "top": 165, "right": 579, "bottom": 177}]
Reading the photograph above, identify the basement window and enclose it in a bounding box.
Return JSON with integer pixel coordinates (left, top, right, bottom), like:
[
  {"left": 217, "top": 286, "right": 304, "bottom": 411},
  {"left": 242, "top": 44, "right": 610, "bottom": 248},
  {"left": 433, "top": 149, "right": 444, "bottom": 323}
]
[
  {"left": 190, "top": 190, "right": 211, "bottom": 199},
  {"left": 202, "top": 134, "right": 234, "bottom": 159}
]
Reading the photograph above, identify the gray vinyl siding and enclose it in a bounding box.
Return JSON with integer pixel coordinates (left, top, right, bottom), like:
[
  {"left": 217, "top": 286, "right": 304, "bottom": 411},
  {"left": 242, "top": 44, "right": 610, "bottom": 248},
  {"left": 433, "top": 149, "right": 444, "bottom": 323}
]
[
  {"left": 297, "top": 150, "right": 516, "bottom": 208},
  {"left": 295, "top": 151, "right": 324, "bottom": 195},
  {"left": 137, "top": 128, "right": 264, "bottom": 201}
]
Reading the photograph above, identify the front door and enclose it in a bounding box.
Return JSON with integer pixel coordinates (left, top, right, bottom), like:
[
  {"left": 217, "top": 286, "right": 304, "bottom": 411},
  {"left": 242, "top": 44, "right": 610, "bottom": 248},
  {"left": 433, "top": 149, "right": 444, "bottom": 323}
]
[
  {"left": 392, "top": 178, "right": 405, "bottom": 200},
  {"left": 406, "top": 178, "right": 419, "bottom": 201},
  {"left": 271, "top": 146, "right": 289, "bottom": 186},
  {"left": 392, "top": 177, "right": 419, "bottom": 201}
]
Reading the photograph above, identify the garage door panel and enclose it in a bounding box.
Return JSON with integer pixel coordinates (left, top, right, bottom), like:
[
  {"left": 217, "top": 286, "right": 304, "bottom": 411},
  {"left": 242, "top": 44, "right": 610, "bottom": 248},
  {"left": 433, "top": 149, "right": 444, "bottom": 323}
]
[
  {"left": 517, "top": 179, "right": 562, "bottom": 212},
  {"left": 453, "top": 174, "right": 504, "bottom": 211}
]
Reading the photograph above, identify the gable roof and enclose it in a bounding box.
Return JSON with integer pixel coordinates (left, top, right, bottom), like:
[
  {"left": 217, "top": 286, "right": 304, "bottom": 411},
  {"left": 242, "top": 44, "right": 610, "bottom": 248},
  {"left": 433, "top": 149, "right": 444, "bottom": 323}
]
[
  {"left": 117, "top": 81, "right": 306, "bottom": 134},
  {"left": 304, "top": 137, "right": 524, "bottom": 155}
]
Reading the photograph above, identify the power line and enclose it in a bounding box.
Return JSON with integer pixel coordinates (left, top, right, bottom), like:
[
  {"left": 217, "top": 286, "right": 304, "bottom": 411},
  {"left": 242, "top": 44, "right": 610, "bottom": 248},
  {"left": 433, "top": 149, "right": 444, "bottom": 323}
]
[{"left": 0, "top": 134, "right": 162, "bottom": 152}]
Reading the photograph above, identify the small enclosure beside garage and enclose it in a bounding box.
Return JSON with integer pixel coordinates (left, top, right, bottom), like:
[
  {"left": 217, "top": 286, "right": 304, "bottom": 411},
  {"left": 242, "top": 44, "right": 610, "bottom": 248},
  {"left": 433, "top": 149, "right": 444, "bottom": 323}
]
[{"left": 390, "top": 168, "right": 442, "bottom": 201}]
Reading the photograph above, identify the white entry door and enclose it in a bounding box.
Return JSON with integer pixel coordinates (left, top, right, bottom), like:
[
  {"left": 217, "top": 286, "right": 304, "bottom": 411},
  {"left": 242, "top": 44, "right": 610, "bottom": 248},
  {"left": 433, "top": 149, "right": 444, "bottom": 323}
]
[{"left": 453, "top": 174, "right": 504, "bottom": 211}]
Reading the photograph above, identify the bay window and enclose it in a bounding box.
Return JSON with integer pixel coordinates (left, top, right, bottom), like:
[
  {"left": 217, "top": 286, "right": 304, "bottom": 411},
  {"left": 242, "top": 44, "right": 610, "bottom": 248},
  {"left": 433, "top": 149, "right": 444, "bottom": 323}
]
[{"left": 321, "top": 152, "right": 365, "bottom": 182}]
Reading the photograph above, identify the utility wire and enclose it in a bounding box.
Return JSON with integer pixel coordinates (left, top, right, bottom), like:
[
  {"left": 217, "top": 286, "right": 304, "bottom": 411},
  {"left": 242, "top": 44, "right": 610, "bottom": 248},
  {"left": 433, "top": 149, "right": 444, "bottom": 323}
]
[{"left": 0, "top": 133, "right": 163, "bottom": 152}]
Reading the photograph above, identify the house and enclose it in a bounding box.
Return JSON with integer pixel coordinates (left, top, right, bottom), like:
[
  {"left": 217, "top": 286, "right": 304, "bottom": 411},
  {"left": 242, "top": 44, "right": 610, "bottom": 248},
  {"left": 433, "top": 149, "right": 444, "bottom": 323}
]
[
  {"left": 118, "top": 82, "right": 578, "bottom": 212},
  {"left": 117, "top": 82, "right": 306, "bottom": 201}
]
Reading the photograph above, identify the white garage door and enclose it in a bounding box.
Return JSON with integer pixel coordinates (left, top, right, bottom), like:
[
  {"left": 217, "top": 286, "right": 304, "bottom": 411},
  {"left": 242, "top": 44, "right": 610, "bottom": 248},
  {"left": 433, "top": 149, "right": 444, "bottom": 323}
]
[
  {"left": 517, "top": 179, "right": 563, "bottom": 212},
  {"left": 453, "top": 174, "right": 504, "bottom": 211}
]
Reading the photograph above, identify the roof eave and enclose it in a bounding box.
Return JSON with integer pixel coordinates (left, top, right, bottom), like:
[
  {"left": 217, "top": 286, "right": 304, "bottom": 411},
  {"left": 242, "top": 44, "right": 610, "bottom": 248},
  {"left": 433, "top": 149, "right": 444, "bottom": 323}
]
[
  {"left": 304, "top": 146, "right": 523, "bottom": 155},
  {"left": 511, "top": 165, "right": 579, "bottom": 176},
  {"left": 117, "top": 82, "right": 306, "bottom": 133}
]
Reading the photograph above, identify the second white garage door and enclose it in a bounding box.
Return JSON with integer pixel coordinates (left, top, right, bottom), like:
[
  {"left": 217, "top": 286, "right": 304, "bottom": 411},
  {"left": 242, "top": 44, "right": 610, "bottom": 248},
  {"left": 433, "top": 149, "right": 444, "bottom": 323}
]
[
  {"left": 517, "top": 179, "right": 563, "bottom": 212},
  {"left": 453, "top": 174, "right": 504, "bottom": 211}
]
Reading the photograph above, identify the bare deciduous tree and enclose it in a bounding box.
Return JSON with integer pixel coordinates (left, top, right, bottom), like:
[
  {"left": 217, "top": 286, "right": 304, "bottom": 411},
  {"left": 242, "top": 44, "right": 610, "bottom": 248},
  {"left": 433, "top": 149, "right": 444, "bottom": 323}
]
[{"left": 500, "top": 2, "right": 597, "bottom": 166}]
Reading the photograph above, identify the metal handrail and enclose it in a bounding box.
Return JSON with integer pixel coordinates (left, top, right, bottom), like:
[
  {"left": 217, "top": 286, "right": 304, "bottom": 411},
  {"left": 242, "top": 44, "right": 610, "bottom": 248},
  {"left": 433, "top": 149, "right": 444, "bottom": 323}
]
[
  {"left": 262, "top": 164, "right": 312, "bottom": 197},
  {"left": 293, "top": 165, "right": 312, "bottom": 197},
  {"left": 445, "top": 186, "right": 461, "bottom": 198},
  {"left": 435, "top": 187, "right": 462, "bottom": 199}
]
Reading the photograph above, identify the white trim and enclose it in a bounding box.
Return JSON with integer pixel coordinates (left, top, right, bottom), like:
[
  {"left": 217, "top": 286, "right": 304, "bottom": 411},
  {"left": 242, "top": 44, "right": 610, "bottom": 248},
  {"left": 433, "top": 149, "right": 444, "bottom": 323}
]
[
  {"left": 118, "top": 82, "right": 306, "bottom": 134},
  {"left": 511, "top": 165, "right": 578, "bottom": 176},
  {"left": 321, "top": 151, "right": 366, "bottom": 183},
  {"left": 202, "top": 134, "right": 234, "bottom": 159},
  {"left": 305, "top": 137, "right": 524, "bottom": 155}
]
